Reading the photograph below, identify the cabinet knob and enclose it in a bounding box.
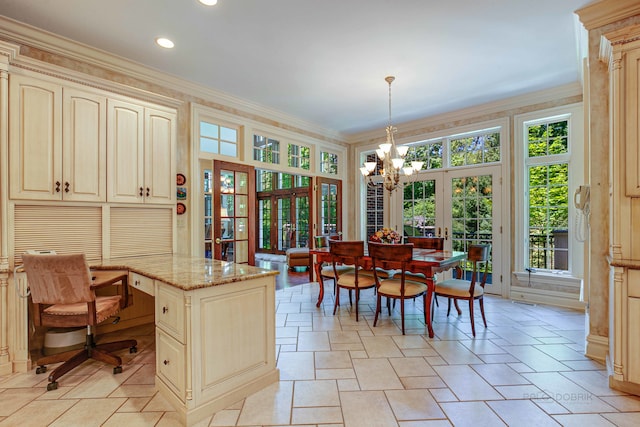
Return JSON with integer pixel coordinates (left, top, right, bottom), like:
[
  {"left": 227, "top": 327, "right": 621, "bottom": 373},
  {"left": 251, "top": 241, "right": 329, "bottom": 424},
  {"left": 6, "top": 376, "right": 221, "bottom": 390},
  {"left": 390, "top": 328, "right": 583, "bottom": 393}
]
[
  {"left": 162, "top": 306, "right": 168, "bottom": 314},
  {"left": 134, "top": 280, "right": 140, "bottom": 287},
  {"left": 55, "top": 181, "right": 61, "bottom": 192},
  {"left": 146, "top": 187, "right": 150, "bottom": 197},
  {"left": 163, "top": 359, "right": 170, "bottom": 365},
  {"left": 64, "top": 182, "right": 70, "bottom": 193},
  {"left": 139, "top": 187, "right": 144, "bottom": 197}
]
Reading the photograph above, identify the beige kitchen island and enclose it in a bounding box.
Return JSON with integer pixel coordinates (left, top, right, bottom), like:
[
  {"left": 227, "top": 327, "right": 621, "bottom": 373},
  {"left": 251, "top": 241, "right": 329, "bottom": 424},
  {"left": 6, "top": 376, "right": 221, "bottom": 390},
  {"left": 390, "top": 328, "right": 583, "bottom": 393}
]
[{"left": 94, "top": 255, "right": 279, "bottom": 426}]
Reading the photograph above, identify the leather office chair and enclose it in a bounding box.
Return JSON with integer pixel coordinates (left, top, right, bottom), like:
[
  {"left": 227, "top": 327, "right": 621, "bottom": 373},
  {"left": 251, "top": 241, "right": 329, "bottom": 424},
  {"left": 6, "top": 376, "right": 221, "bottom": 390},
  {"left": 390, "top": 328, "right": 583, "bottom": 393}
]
[
  {"left": 329, "top": 240, "right": 376, "bottom": 321},
  {"left": 434, "top": 244, "right": 491, "bottom": 336},
  {"left": 22, "top": 253, "right": 138, "bottom": 391},
  {"left": 368, "top": 242, "right": 428, "bottom": 335}
]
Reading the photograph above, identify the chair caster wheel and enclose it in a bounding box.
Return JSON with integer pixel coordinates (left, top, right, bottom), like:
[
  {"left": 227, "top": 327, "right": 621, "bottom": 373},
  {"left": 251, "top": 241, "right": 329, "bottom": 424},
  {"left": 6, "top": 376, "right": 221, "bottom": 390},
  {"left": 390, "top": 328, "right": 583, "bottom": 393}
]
[
  {"left": 36, "top": 366, "right": 47, "bottom": 374},
  {"left": 129, "top": 346, "right": 137, "bottom": 353},
  {"left": 113, "top": 366, "right": 123, "bottom": 374},
  {"left": 47, "top": 382, "right": 58, "bottom": 391}
]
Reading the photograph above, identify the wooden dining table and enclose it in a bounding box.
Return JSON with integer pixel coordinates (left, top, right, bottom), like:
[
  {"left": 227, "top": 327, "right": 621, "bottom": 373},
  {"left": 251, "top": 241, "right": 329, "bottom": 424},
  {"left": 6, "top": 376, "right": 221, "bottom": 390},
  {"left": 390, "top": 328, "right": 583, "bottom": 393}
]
[{"left": 309, "top": 246, "right": 466, "bottom": 338}]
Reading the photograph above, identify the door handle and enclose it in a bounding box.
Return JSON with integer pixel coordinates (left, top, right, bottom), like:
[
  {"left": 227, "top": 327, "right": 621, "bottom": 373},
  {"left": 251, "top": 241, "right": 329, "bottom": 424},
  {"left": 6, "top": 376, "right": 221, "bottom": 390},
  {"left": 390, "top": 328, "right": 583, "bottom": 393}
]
[
  {"left": 215, "top": 238, "right": 221, "bottom": 244},
  {"left": 444, "top": 227, "right": 449, "bottom": 240},
  {"left": 437, "top": 227, "right": 441, "bottom": 238}
]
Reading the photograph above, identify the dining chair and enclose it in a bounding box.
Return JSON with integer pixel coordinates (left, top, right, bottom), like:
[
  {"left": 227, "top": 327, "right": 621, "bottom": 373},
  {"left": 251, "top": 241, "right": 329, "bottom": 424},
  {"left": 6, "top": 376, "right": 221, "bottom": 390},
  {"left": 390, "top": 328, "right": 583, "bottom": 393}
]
[
  {"left": 315, "top": 234, "right": 354, "bottom": 294},
  {"left": 329, "top": 240, "right": 375, "bottom": 321},
  {"left": 404, "top": 236, "right": 445, "bottom": 306},
  {"left": 434, "top": 243, "right": 491, "bottom": 336},
  {"left": 22, "top": 253, "right": 138, "bottom": 391},
  {"left": 368, "top": 241, "right": 428, "bottom": 335}
]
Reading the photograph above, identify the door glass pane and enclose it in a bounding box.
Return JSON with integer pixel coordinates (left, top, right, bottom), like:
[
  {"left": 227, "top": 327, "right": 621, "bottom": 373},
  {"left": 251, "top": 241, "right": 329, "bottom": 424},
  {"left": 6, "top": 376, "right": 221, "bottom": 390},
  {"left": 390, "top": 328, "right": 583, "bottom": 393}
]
[
  {"left": 295, "top": 195, "right": 309, "bottom": 248},
  {"left": 450, "top": 174, "right": 493, "bottom": 283},
  {"left": 236, "top": 217, "right": 248, "bottom": 240},
  {"left": 236, "top": 172, "right": 248, "bottom": 194},
  {"left": 321, "top": 183, "right": 338, "bottom": 235},
  {"left": 403, "top": 179, "right": 437, "bottom": 237},
  {"left": 258, "top": 199, "right": 271, "bottom": 250},
  {"left": 278, "top": 198, "right": 292, "bottom": 251},
  {"left": 235, "top": 241, "right": 248, "bottom": 263},
  {"left": 236, "top": 195, "right": 248, "bottom": 216},
  {"left": 204, "top": 169, "right": 213, "bottom": 258}
]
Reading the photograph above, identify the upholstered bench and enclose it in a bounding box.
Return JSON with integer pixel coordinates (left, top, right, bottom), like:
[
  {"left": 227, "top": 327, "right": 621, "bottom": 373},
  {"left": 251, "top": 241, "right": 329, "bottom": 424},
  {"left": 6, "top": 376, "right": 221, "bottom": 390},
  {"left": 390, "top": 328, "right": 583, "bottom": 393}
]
[{"left": 286, "top": 247, "right": 310, "bottom": 271}]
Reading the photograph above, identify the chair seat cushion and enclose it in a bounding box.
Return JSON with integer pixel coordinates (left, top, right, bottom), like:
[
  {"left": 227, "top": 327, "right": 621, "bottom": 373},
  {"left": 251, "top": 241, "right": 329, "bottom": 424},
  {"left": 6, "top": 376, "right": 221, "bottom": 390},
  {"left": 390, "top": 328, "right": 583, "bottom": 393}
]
[
  {"left": 402, "top": 271, "right": 429, "bottom": 283},
  {"left": 336, "top": 272, "right": 376, "bottom": 289},
  {"left": 378, "top": 279, "right": 427, "bottom": 298},
  {"left": 44, "top": 295, "right": 122, "bottom": 324},
  {"left": 435, "top": 279, "right": 484, "bottom": 298},
  {"left": 359, "top": 268, "right": 396, "bottom": 279},
  {"left": 321, "top": 265, "right": 355, "bottom": 278}
]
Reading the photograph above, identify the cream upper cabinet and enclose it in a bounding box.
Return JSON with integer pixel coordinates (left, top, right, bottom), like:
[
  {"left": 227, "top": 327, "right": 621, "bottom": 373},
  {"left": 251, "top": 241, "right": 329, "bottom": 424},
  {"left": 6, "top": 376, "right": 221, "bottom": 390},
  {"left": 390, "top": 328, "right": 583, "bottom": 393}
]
[
  {"left": 9, "top": 75, "right": 63, "bottom": 200},
  {"left": 9, "top": 75, "right": 106, "bottom": 201},
  {"left": 63, "top": 88, "right": 107, "bottom": 202},
  {"left": 107, "top": 98, "right": 176, "bottom": 204}
]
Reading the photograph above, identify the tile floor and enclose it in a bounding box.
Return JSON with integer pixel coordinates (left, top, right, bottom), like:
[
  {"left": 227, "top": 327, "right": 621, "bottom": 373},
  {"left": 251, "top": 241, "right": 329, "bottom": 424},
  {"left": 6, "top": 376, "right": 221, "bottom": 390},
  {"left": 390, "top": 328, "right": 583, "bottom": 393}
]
[{"left": 2, "top": 281, "right": 640, "bottom": 426}]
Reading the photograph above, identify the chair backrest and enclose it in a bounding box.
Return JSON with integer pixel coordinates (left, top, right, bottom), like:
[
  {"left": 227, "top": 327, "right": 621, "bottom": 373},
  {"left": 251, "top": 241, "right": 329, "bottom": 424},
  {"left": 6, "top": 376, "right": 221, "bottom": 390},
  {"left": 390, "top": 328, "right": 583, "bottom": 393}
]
[
  {"left": 22, "top": 253, "right": 95, "bottom": 305},
  {"left": 314, "top": 234, "right": 341, "bottom": 249},
  {"left": 329, "top": 240, "right": 364, "bottom": 264},
  {"left": 368, "top": 242, "right": 414, "bottom": 286},
  {"left": 405, "top": 236, "right": 444, "bottom": 250},
  {"left": 467, "top": 244, "right": 491, "bottom": 287}
]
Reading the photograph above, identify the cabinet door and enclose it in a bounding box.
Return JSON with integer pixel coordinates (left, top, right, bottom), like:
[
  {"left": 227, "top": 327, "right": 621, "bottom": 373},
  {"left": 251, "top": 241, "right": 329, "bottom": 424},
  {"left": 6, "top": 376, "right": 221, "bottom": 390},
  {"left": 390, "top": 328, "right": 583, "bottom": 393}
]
[
  {"left": 107, "top": 98, "right": 144, "bottom": 203},
  {"left": 63, "top": 88, "right": 106, "bottom": 202},
  {"left": 9, "top": 75, "right": 62, "bottom": 200},
  {"left": 144, "top": 107, "right": 176, "bottom": 204}
]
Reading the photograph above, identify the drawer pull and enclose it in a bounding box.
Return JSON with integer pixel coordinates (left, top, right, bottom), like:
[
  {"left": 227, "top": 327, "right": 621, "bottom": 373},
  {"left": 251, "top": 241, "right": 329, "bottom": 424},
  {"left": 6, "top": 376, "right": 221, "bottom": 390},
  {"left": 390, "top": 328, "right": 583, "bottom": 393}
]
[
  {"left": 139, "top": 187, "right": 144, "bottom": 197},
  {"left": 162, "top": 306, "right": 168, "bottom": 314},
  {"left": 163, "top": 359, "right": 170, "bottom": 365},
  {"left": 134, "top": 280, "right": 140, "bottom": 287}
]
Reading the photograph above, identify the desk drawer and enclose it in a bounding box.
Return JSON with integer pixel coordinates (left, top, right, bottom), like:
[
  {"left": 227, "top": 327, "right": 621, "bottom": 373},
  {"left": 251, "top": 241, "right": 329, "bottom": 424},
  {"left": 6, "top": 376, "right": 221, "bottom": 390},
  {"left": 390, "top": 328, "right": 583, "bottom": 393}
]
[
  {"left": 156, "top": 328, "right": 186, "bottom": 401},
  {"left": 130, "top": 272, "right": 154, "bottom": 296},
  {"left": 156, "top": 283, "right": 185, "bottom": 343}
]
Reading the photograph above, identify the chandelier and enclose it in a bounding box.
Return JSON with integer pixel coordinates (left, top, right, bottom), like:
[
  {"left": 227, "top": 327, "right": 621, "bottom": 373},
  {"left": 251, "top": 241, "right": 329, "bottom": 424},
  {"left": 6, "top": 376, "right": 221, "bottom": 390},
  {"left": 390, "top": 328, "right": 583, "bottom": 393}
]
[{"left": 360, "top": 76, "right": 423, "bottom": 193}]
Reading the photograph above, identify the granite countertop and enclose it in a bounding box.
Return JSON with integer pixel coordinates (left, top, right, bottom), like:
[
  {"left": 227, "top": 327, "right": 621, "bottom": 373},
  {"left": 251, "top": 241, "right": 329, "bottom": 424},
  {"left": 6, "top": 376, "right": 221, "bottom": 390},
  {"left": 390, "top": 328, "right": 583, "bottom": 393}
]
[{"left": 92, "top": 254, "right": 278, "bottom": 291}]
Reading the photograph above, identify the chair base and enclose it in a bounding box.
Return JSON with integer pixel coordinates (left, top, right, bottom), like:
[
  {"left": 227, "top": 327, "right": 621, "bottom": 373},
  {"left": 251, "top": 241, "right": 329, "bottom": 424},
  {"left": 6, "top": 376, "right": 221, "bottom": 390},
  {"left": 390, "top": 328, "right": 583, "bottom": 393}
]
[{"left": 36, "top": 331, "right": 137, "bottom": 391}]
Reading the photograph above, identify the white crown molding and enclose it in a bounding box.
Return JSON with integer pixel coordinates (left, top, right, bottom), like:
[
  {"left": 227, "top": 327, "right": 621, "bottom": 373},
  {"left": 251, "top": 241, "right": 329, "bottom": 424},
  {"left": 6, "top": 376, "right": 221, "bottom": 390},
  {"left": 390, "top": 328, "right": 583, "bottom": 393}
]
[
  {"left": 0, "top": 16, "right": 346, "bottom": 143},
  {"left": 348, "top": 82, "right": 583, "bottom": 144},
  {"left": 576, "top": 0, "right": 640, "bottom": 31}
]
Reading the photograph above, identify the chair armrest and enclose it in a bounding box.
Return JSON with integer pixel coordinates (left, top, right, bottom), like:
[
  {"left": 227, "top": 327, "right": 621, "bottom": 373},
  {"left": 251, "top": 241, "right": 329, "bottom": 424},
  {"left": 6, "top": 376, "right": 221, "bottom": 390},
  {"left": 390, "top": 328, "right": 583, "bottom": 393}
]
[{"left": 91, "top": 270, "right": 129, "bottom": 309}]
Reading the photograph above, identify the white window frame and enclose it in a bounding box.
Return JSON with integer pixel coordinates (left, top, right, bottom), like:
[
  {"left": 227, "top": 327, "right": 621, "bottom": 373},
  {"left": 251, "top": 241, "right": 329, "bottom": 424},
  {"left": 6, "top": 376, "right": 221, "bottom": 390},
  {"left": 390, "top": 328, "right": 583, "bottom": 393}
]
[{"left": 514, "top": 104, "right": 585, "bottom": 284}]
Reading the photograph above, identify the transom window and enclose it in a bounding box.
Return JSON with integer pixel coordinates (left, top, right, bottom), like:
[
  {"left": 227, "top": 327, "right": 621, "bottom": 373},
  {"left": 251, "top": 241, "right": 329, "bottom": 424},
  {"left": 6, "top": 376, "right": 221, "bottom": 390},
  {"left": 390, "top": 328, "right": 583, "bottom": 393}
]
[
  {"left": 199, "top": 121, "right": 238, "bottom": 157},
  {"left": 288, "top": 144, "right": 311, "bottom": 170},
  {"left": 321, "top": 151, "right": 338, "bottom": 174},
  {"left": 254, "top": 135, "right": 280, "bottom": 164},
  {"left": 450, "top": 132, "right": 501, "bottom": 167}
]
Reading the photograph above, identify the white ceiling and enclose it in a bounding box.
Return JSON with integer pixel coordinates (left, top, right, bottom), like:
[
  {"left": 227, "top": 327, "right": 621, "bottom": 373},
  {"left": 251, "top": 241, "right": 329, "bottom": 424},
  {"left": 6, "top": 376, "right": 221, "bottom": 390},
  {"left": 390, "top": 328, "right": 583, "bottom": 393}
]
[{"left": 0, "top": 0, "right": 592, "bottom": 135}]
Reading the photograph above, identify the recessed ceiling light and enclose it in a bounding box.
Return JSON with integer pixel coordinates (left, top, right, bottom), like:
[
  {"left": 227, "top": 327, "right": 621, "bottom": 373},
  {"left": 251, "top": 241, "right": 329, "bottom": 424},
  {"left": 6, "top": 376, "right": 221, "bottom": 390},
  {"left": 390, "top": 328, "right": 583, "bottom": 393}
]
[
  {"left": 155, "top": 37, "right": 175, "bottom": 49},
  {"left": 199, "top": 0, "right": 218, "bottom": 5}
]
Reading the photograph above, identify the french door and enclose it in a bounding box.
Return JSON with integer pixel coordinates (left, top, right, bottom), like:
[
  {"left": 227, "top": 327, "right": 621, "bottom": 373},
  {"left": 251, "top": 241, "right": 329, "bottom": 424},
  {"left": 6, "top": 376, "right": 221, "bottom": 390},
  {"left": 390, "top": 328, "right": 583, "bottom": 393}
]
[
  {"left": 315, "top": 177, "right": 342, "bottom": 238},
  {"left": 401, "top": 166, "right": 502, "bottom": 294},
  {"left": 257, "top": 192, "right": 310, "bottom": 254},
  {"left": 211, "top": 160, "right": 255, "bottom": 264}
]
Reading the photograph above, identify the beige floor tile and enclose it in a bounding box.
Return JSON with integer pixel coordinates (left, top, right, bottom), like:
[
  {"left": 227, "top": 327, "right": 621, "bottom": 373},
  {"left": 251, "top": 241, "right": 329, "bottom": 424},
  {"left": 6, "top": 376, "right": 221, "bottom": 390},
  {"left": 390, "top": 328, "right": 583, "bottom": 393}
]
[
  {"left": 353, "top": 358, "right": 403, "bottom": 390},
  {"left": 494, "top": 384, "right": 545, "bottom": 399},
  {"left": 277, "top": 351, "right": 316, "bottom": 380},
  {"left": 315, "top": 351, "right": 353, "bottom": 369},
  {"left": 601, "top": 412, "right": 640, "bottom": 426},
  {"left": 361, "top": 336, "right": 404, "bottom": 358},
  {"left": 337, "top": 379, "right": 360, "bottom": 392},
  {"left": 0, "top": 399, "right": 77, "bottom": 426},
  {"left": 386, "top": 389, "right": 445, "bottom": 420},
  {"left": 117, "top": 396, "right": 153, "bottom": 412},
  {"left": 600, "top": 394, "right": 640, "bottom": 411},
  {"left": 389, "top": 357, "right": 436, "bottom": 378},
  {"left": 429, "top": 341, "right": 485, "bottom": 365},
  {"left": 101, "top": 411, "right": 163, "bottom": 426},
  {"left": 340, "top": 390, "right": 398, "bottom": 427},
  {"left": 428, "top": 388, "right": 458, "bottom": 402},
  {"left": 0, "top": 388, "right": 47, "bottom": 416},
  {"left": 400, "top": 376, "right": 447, "bottom": 389},
  {"left": 109, "top": 383, "right": 157, "bottom": 398},
  {"left": 298, "top": 331, "right": 331, "bottom": 351},
  {"left": 64, "top": 364, "right": 139, "bottom": 399},
  {"left": 471, "top": 363, "right": 530, "bottom": 386},
  {"left": 236, "top": 381, "right": 293, "bottom": 426},
  {"left": 49, "top": 397, "right": 126, "bottom": 427},
  {"left": 561, "top": 370, "right": 626, "bottom": 397},
  {"left": 291, "top": 406, "right": 344, "bottom": 424},
  {"left": 398, "top": 421, "right": 453, "bottom": 427},
  {"left": 440, "top": 401, "right": 506, "bottom": 427},
  {"left": 316, "top": 368, "right": 356, "bottom": 380},
  {"left": 433, "top": 365, "right": 503, "bottom": 401},
  {"left": 551, "top": 413, "right": 616, "bottom": 426},
  {"left": 210, "top": 409, "right": 240, "bottom": 426},
  {"left": 293, "top": 380, "right": 340, "bottom": 407},
  {"left": 488, "top": 399, "right": 561, "bottom": 426}
]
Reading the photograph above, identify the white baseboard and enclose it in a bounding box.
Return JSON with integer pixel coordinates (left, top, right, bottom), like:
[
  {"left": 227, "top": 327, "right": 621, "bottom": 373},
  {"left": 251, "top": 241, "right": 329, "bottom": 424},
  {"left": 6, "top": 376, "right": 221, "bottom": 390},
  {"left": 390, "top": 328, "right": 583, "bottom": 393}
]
[
  {"left": 510, "top": 285, "right": 586, "bottom": 310},
  {"left": 586, "top": 334, "right": 608, "bottom": 363}
]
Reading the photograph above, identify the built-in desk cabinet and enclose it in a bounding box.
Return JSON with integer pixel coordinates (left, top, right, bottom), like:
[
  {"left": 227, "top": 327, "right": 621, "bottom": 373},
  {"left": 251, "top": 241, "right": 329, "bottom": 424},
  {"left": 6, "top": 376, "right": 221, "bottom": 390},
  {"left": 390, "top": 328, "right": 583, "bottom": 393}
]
[
  {"left": 107, "top": 99, "right": 176, "bottom": 204},
  {"left": 8, "top": 74, "right": 176, "bottom": 205},
  {"left": 9, "top": 75, "right": 106, "bottom": 202}
]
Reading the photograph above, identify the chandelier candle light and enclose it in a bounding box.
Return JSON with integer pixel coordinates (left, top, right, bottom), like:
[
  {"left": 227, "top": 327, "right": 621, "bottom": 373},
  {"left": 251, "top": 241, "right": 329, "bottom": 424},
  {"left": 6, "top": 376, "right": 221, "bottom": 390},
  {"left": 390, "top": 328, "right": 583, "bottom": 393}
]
[{"left": 360, "top": 76, "right": 423, "bottom": 193}]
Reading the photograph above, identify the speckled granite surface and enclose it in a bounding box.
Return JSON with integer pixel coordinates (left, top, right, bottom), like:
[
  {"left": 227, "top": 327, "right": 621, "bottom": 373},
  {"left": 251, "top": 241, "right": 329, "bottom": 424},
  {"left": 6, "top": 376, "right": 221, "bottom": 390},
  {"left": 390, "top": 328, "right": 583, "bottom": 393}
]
[{"left": 91, "top": 255, "right": 278, "bottom": 291}]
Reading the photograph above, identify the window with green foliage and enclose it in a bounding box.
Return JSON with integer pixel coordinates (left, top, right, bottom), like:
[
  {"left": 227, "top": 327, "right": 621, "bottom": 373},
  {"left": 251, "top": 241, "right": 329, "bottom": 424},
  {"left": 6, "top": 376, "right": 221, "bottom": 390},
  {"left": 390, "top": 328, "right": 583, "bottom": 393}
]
[
  {"left": 321, "top": 151, "right": 338, "bottom": 174},
  {"left": 525, "top": 119, "right": 569, "bottom": 271},
  {"left": 254, "top": 135, "right": 280, "bottom": 164},
  {"left": 406, "top": 140, "right": 443, "bottom": 170},
  {"left": 450, "top": 132, "right": 500, "bottom": 167},
  {"left": 288, "top": 144, "right": 311, "bottom": 170},
  {"left": 200, "top": 121, "right": 238, "bottom": 157}
]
